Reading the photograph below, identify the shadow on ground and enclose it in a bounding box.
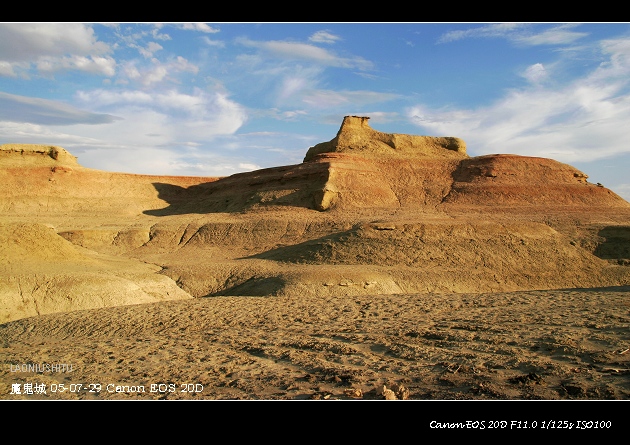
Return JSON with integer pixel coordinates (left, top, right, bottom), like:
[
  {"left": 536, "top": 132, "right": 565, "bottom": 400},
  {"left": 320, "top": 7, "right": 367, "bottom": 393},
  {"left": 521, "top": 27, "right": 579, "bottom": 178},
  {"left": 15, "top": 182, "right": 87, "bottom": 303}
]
[{"left": 593, "top": 226, "right": 630, "bottom": 263}]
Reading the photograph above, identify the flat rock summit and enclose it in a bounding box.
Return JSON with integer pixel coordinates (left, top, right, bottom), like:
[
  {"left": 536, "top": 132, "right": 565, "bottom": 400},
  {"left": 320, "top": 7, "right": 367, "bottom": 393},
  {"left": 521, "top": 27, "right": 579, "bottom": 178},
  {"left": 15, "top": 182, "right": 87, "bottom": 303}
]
[{"left": 1, "top": 115, "right": 630, "bottom": 324}]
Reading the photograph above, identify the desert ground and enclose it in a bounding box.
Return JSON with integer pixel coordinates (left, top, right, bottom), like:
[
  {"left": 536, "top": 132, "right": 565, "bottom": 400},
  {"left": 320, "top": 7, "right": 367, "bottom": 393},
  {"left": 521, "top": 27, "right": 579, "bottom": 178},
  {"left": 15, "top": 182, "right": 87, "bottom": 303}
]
[
  {"left": 1, "top": 116, "right": 629, "bottom": 402},
  {"left": 2, "top": 286, "right": 629, "bottom": 401}
]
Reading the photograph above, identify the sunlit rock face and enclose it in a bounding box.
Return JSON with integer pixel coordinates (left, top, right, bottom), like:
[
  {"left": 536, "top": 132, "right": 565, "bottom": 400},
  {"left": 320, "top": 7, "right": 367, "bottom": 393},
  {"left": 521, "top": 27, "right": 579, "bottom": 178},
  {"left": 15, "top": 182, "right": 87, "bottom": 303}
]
[{"left": 303, "top": 115, "right": 467, "bottom": 162}]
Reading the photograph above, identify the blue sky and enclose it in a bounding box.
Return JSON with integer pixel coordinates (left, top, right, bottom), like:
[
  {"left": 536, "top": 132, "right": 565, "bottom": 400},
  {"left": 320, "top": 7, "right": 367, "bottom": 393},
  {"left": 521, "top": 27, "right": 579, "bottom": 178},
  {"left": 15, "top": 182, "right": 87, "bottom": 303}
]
[{"left": 1, "top": 22, "right": 630, "bottom": 201}]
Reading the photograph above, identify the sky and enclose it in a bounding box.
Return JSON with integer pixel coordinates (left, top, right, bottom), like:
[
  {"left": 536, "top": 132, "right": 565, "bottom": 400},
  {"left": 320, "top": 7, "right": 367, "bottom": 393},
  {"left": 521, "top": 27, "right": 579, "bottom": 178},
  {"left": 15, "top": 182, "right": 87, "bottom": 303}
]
[{"left": 1, "top": 22, "right": 630, "bottom": 201}]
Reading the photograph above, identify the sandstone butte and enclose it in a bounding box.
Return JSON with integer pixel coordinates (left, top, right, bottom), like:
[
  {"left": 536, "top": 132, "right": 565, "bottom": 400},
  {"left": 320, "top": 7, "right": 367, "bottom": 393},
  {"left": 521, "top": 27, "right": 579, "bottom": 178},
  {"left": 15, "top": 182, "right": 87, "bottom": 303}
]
[{"left": 1, "top": 115, "right": 630, "bottom": 324}]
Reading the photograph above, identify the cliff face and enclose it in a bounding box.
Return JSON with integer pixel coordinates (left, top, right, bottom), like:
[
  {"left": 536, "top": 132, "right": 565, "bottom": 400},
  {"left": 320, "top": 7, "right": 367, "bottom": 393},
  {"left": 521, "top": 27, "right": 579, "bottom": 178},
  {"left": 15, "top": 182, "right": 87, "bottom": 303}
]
[
  {"left": 2, "top": 119, "right": 627, "bottom": 215},
  {"left": 299, "top": 116, "right": 628, "bottom": 212}
]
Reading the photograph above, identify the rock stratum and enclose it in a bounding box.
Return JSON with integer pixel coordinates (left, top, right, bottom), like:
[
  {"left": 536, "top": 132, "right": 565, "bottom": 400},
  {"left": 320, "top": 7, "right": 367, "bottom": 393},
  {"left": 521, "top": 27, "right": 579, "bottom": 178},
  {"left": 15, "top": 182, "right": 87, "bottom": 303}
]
[{"left": 2, "top": 115, "right": 630, "bottom": 323}]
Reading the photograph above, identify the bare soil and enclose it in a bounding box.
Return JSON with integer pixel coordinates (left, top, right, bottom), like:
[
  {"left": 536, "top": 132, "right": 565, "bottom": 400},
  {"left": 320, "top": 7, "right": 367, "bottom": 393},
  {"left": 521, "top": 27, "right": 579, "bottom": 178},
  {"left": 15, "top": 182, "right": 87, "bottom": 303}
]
[{"left": 1, "top": 286, "right": 629, "bottom": 401}]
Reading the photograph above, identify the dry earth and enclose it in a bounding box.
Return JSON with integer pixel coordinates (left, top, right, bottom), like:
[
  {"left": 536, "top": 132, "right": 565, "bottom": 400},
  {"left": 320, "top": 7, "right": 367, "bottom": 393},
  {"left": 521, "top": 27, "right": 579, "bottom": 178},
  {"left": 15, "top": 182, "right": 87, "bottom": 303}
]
[
  {"left": 1, "top": 287, "right": 629, "bottom": 402},
  {"left": 1, "top": 116, "right": 629, "bottom": 403}
]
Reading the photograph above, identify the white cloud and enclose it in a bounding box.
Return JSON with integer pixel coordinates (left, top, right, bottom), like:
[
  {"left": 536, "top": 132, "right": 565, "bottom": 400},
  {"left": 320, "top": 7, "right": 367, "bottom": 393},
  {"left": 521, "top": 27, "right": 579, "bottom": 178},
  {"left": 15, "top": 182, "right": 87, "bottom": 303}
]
[
  {"left": 180, "top": 23, "right": 220, "bottom": 34},
  {"left": 281, "top": 110, "right": 308, "bottom": 119},
  {"left": 142, "top": 65, "right": 168, "bottom": 86},
  {"left": 437, "top": 23, "right": 528, "bottom": 44},
  {"left": 236, "top": 37, "right": 373, "bottom": 70},
  {"left": 278, "top": 76, "right": 313, "bottom": 102},
  {"left": 0, "top": 120, "right": 115, "bottom": 146},
  {"left": 137, "top": 42, "right": 164, "bottom": 58},
  {"left": 407, "top": 37, "right": 630, "bottom": 166},
  {"left": 0, "top": 23, "right": 114, "bottom": 77},
  {"left": 309, "top": 30, "right": 342, "bottom": 44},
  {"left": 74, "top": 88, "right": 246, "bottom": 136},
  {"left": 90, "top": 56, "right": 117, "bottom": 76},
  {"left": 72, "top": 144, "right": 262, "bottom": 176},
  {"left": 238, "top": 162, "right": 261, "bottom": 170},
  {"left": 408, "top": 80, "right": 630, "bottom": 164},
  {"left": 35, "top": 55, "right": 117, "bottom": 76},
  {"left": 0, "top": 23, "right": 110, "bottom": 61},
  {"left": 151, "top": 27, "right": 172, "bottom": 41},
  {"left": 521, "top": 63, "right": 548, "bottom": 84},
  {"left": 513, "top": 24, "right": 589, "bottom": 46},
  {"left": 75, "top": 89, "right": 154, "bottom": 106},
  {"left": 594, "top": 37, "right": 630, "bottom": 79},
  {"left": 302, "top": 90, "right": 400, "bottom": 109},
  {"left": 114, "top": 56, "right": 198, "bottom": 87},
  {"left": 120, "top": 62, "right": 141, "bottom": 80},
  {"left": 172, "top": 56, "right": 199, "bottom": 74},
  {"left": 0, "top": 92, "right": 121, "bottom": 125},
  {"left": 202, "top": 37, "right": 225, "bottom": 47},
  {"left": 153, "top": 90, "right": 205, "bottom": 110},
  {"left": 248, "top": 55, "right": 396, "bottom": 109},
  {"left": 0, "top": 87, "right": 248, "bottom": 176},
  {"left": 437, "top": 23, "right": 587, "bottom": 47},
  {"left": 0, "top": 60, "right": 18, "bottom": 77}
]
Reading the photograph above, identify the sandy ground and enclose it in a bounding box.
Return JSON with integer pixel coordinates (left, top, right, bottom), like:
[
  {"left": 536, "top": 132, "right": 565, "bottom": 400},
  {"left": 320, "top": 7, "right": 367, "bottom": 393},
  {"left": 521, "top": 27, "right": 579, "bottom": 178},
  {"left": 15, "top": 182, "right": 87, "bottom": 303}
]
[{"left": 1, "top": 286, "right": 628, "bottom": 402}]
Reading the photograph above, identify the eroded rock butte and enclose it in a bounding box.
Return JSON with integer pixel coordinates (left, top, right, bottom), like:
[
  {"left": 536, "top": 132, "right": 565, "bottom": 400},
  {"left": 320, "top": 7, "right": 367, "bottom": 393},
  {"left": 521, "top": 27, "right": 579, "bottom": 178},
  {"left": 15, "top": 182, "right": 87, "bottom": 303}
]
[{"left": 1, "top": 116, "right": 630, "bottom": 323}]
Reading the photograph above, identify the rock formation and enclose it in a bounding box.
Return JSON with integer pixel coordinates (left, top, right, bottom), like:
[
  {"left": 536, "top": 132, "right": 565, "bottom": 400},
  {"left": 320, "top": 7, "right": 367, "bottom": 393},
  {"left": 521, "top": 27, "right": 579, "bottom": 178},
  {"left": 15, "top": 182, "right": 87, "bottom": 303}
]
[
  {"left": 1, "top": 117, "right": 630, "bottom": 323},
  {"left": 0, "top": 144, "right": 79, "bottom": 166},
  {"left": 303, "top": 115, "right": 467, "bottom": 161}
]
